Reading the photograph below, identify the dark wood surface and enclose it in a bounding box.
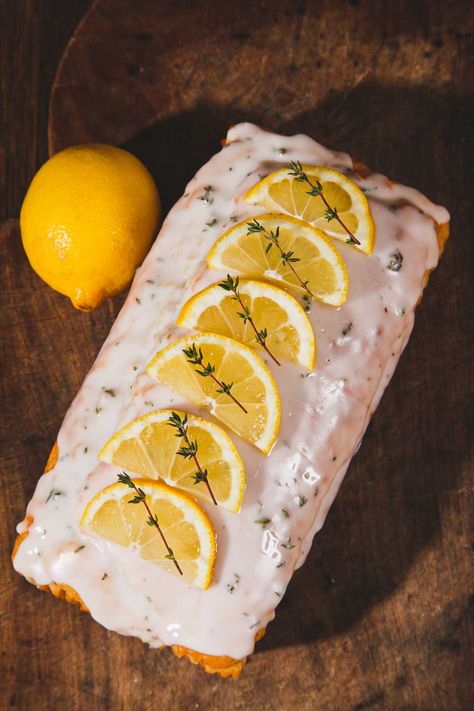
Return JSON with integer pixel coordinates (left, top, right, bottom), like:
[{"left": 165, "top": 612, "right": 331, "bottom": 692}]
[{"left": 1, "top": 1, "right": 473, "bottom": 709}]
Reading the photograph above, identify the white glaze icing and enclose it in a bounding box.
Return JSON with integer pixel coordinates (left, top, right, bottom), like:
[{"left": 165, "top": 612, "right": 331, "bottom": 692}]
[{"left": 13, "top": 124, "right": 449, "bottom": 659}]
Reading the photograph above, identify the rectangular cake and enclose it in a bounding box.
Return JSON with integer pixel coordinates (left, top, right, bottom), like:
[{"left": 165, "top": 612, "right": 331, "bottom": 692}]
[{"left": 12, "top": 123, "right": 449, "bottom": 677}]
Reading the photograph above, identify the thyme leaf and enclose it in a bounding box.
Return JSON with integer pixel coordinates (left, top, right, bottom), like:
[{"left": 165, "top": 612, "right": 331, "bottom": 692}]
[
  {"left": 255, "top": 517, "right": 271, "bottom": 528},
  {"left": 199, "top": 185, "right": 214, "bottom": 204},
  {"left": 387, "top": 251, "right": 403, "bottom": 272}
]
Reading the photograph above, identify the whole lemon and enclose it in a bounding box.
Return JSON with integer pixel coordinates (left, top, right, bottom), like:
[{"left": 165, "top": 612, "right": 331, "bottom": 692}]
[{"left": 20, "top": 144, "right": 160, "bottom": 310}]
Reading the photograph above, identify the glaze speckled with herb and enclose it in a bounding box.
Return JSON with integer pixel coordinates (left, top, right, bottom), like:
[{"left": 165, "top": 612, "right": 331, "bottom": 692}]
[{"left": 13, "top": 124, "right": 449, "bottom": 659}]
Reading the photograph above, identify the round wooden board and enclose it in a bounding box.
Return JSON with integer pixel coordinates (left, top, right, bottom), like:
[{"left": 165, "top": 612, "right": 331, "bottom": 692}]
[{"left": 7, "top": 1, "right": 472, "bottom": 709}]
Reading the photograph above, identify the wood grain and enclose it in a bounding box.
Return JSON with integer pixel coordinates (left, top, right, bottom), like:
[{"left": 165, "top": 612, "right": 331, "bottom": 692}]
[
  {"left": 1, "top": 0, "right": 473, "bottom": 709},
  {"left": 0, "top": 0, "right": 91, "bottom": 219}
]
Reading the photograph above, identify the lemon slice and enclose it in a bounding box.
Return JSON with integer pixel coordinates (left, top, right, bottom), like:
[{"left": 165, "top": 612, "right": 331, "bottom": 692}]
[
  {"left": 146, "top": 333, "right": 280, "bottom": 453},
  {"left": 81, "top": 479, "right": 216, "bottom": 589},
  {"left": 177, "top": 279, "right": 315, "bottom": 370},
  {"left": 244, "top": 165, "right": 374, "bottom": 254},
  {"left": 99, "top": 409, "right": 245, "bottom": 512},
  {"left": 207, "top": 214, "right": 348, "bottom": 306}
]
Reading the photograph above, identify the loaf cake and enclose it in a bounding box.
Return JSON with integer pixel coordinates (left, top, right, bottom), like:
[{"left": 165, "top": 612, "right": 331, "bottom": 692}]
[{"left": 12, "top": 123, "right": 450, "bottom": 677}]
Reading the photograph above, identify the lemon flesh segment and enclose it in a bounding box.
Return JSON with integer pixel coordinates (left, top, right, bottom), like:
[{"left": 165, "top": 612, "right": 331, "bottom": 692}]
[
  {"left": 177, "top": 279, "right": 316, "bottom": 370},
  {"left": 244, "top": 165, "right": 374, "bottom": 255},
  {"left": 81, "top": 480, "right": 216, "bottom": 589},
  {"left": 99, "top": 409, "right": 246, "bottom": 512},
  {"left": 146, "top": 334, "right": 280, "bottom": 454},
  {"left": 207, "top": 214, "right": 348, "bottom": 307}
]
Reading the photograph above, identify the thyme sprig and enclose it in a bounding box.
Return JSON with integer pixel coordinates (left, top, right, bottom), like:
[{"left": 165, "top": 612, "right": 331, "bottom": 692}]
[
  {"left": 183, "top": 343, "right": 248, "bottom": 413},
  {"left": 247, "top": 219, "right": 316, "bottom": 300},
  {"left": 218, "top": 274, "right": 281, "bottom": 366},
  {"left": 117, "top": 472, "right": 183, "bottom": 576},
  {"left": 288, "top": 161, "right": 361, "bottom": 246},
  {"left": 167, "top": 412, "right": 217, "bottom": 505}
]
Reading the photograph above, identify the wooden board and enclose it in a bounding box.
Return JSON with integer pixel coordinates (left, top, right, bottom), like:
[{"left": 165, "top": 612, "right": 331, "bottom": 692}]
[{"left": 2, "top": 1, "right": 473, "bottom": 709}]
